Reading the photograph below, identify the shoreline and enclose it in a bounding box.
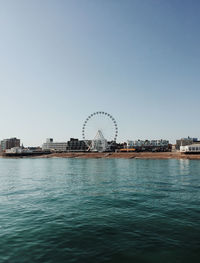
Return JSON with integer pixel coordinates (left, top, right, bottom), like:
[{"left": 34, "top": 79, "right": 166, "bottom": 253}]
[
  {"left": 1, "top": 152, "right": 199, "bottom": 160},
  {"left": 47, "top": 152, "right": 200, "bottom": 159}
]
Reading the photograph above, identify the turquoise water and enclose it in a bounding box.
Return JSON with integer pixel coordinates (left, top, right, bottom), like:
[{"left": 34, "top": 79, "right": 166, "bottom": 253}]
[{"left": 0, "top": 158, "right": 200, "bottom": 263}]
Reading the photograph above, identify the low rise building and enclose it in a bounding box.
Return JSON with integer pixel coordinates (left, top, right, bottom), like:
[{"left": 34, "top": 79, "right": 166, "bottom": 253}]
[
  {"left": 176, "top": 137, "right": 200, "bottom": 150},
  {"left": 42, "top": 138, "right": 68, "bottom": 152},
  {"left": 127, "top": 139, "right": 169, "bottom": 147},
  {"left": 126, "top": 139, "right": 170, "bottom": 152},
  {"left": 42, "top": 138, "right": 88, "bottom": 152},
  {"left": 180, "top": 144, "right": 200, "bottom": 153},
  {"left": 6, "top": 147, "right": 32, "bottom": 154}
]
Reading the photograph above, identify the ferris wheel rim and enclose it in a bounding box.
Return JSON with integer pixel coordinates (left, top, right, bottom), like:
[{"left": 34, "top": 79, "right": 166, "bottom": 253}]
[{"left": 82, "top": 111, "right": 118, "bottom": 143}]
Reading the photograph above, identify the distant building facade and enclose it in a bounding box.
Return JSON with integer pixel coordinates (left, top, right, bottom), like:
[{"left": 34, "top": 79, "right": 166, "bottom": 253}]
[
  {"left": 42, "top": 138, "right": 68, "bottom": 152},
  {"left": 5, "top": 147, "right": 31, "bottom": 154},
  {"left": 66, "top": 138, "right": 87, "bottom": 151},
  {"left": 0, "top": 137, "right": 20, "bottom": 152},
  {"left": 127, "top": 139, "right": 169, "bottom": 147},
  {"left": 180, "top": 144, "right": 200, "bottom": 153},
  {"left": 42, "top": 138, "right": 88, "bottom": 152},
  {"left": 176, "top": 137, "right": 200, "bottom": 150},
  {"left": 125, "top": 139, "right": 170, "bottom": 152}
]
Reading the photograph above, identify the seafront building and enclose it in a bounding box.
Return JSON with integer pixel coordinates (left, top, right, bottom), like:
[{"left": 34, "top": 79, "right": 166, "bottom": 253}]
[
  {"left": 180, "top": 144, "right": 200, "bottom": 153},
  {"left": 5, "top": 147, "right": 31, "bottom": 154},
  {"left": 42, "top": 138, "right": 87, "bottom": 152},
  {"left": 127, "top": 139, "right": 169, "bottom": 147},
  {"left": 42, "top": 138, "right": 68, "bottom": 152},
  {"left": 176, "top": 137, "right": 200, "bottom": 150},
  {"left": 120, "top": 139, "right": 171, "bottom": 152},
  {"left": 66, "top": 138, "right": 87, "bottom": 151},
  {"left": 0, "top": 137, "right": 20, "bottom": 152}
]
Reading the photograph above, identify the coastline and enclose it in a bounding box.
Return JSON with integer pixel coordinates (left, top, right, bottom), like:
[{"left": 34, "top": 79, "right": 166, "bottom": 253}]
[
  {"left": 23, "top": 152, "right": 200, "bottom": 160},
  {"left": 1, "top": 152, "right": 200, "bottom": 159}
]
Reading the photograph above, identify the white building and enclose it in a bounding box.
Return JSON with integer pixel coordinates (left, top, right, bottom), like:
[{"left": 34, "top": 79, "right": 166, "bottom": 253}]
[
  {"left": 6, "top": 147, "right": 32, "bottom": 154},
  {"left": 91, "top": 130, "right": 107, "bottom": 152},
  {"left": 127, "top": 139, "right": 169, "bottom": 148},
  {"left": 42, "top": 138, "right": 68, "bottom": 152},
  {"left": 180, "top": 144, "right": 200, "bottom": 153}
]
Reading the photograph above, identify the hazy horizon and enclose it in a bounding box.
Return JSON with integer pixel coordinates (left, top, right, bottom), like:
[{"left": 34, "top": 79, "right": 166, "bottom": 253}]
[{"left": 1, "top": 0, "right": 200, "bottom": 146}]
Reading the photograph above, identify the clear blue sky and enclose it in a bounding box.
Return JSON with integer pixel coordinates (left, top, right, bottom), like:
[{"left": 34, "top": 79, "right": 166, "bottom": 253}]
[{"left": 0, "top": 0, "right": 200, "bottom": 146}]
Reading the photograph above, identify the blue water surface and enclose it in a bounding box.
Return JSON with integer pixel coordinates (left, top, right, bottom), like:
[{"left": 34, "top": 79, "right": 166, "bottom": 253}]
[{"left": 0, "top": 158, "right": 200, "bottom": 263}]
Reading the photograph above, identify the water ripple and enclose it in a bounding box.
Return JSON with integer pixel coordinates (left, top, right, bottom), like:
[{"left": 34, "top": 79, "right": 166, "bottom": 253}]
[{"left": 0, "top": 158, "right": 200, "bottom": 262}]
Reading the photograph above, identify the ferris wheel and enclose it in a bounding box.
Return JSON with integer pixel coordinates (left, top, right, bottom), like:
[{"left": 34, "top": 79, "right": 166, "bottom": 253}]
[{"left": 82, "top": 111, "right": 118, "bottom": 151}]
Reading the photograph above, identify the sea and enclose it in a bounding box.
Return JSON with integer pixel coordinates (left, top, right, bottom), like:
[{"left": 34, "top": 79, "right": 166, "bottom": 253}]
[{"left": 0, "top": 158, "right": 200, "bottom": 263}]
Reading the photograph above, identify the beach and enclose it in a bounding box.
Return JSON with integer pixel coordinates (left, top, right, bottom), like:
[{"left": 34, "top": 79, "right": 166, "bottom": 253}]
[{"left": 36, "top": 152, "right": 200, "bottom": 160}]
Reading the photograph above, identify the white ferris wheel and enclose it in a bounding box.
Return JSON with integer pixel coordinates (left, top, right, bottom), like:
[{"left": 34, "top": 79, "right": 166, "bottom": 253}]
[{"left": 82, "top": 111, "right": 118, "bottom": 152}]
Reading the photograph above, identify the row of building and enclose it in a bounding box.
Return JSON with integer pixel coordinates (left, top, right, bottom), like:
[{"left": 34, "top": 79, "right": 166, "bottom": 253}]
[
  {"left": 42, "top": 138, "right": 88, "bottom": 152},
  {"left": 1, "top": 136, "right": 200, "bottom": 153},
  {"left": 127, "top": 140, "right": 169, "bottom": 147},
  {"left": 122, "top": 139, "right": 171, "bottom": 152},
  {"left": 0, "top": 137, "right": 88, "bottom": 153},
  {"left": 175, "top": 137, "right": 200, "bottom": 150},
  {"left": 176, "top": 137, "right": 200, "bottom": 153}
]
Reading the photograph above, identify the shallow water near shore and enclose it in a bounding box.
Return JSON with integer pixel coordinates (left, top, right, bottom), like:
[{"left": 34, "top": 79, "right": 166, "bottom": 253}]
[{"left": 0, "top": 158, "right": 200, "bottom": 263}]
